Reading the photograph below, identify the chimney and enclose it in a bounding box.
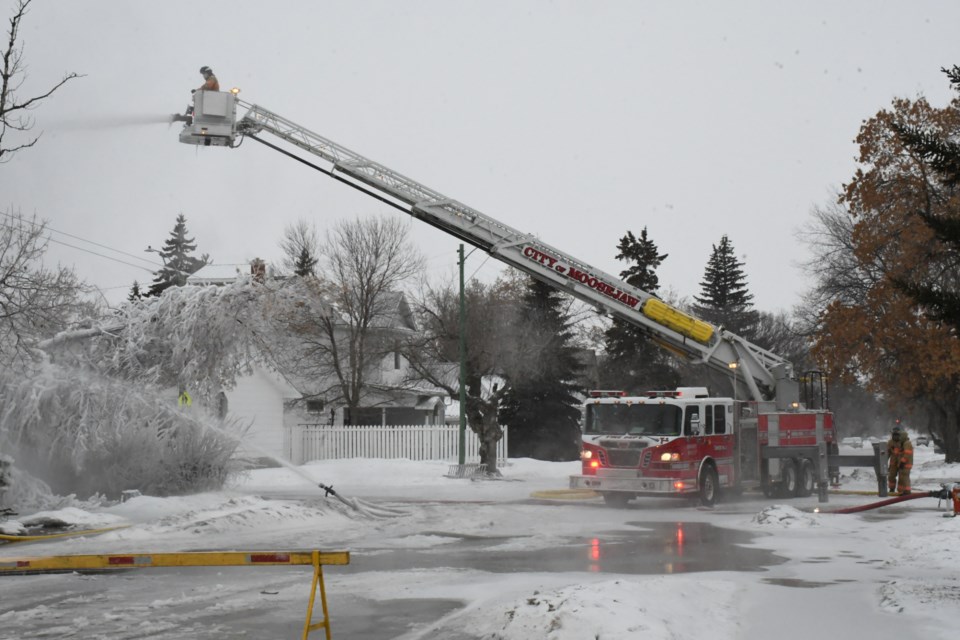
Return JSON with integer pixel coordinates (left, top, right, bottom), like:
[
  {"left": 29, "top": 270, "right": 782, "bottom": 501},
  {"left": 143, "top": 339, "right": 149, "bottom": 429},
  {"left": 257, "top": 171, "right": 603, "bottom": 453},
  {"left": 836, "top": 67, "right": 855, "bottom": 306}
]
[{"left": 250, "top": 258, "right": 266, "bottom": 283}]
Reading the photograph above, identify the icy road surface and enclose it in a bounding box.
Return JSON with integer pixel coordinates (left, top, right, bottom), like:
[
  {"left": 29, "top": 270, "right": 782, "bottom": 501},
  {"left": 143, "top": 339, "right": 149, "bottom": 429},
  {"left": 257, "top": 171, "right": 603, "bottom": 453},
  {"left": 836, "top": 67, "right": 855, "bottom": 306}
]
[{"left": 1, "top": 449, "right": 959, "bottom": 639}]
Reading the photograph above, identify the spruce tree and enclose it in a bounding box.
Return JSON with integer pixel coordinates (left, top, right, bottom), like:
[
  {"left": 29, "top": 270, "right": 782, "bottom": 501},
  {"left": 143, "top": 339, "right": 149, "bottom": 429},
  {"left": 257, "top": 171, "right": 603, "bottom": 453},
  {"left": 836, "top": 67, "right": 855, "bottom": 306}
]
[
  {"left": 147, "top": 213, "right": 210, "bottom": 297},
  {"left": 127, "top": 281, "right": 143, "bottom": 303},
  {"left": 498, "top": 278, "right": 583, "bottom": 461},
  {"left": 600, "top": 228, "right": 680, "bottom": 393},
  {"left": 293, "top": 246, "right": 318, "bottom": 277},
  {"left": 889, "top": 65, "right": 960, "bottom": 330},
  {"left": 693, "top": 234, "right": 759, "bottom": 338}
]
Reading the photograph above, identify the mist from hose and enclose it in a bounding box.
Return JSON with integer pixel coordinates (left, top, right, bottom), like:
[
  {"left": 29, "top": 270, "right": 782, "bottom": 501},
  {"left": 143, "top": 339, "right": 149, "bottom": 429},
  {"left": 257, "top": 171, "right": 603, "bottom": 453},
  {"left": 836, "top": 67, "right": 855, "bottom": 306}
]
[{"left": 45, "top": 114, "right": 178, "bottom": 132}]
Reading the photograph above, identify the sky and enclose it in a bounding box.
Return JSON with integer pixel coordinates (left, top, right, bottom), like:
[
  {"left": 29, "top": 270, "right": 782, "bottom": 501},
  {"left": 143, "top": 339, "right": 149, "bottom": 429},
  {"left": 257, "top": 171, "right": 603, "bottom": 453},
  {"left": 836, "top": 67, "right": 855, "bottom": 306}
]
[
  {"left": 2, "top": 448, "right": 959, "bottom": 638},
  {"left": 3, "top": 0, "right": 960, "bottom": 312}
]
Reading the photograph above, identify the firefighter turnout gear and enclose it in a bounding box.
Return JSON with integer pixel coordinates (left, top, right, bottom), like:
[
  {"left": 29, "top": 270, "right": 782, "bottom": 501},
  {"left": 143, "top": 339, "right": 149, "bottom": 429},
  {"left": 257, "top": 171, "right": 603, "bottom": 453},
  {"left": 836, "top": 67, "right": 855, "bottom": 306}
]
[
  {"left": 198, "top": 66, "right": 219, "bottom": 92},
  {"left": 887, "top": 427, "right": 913, "bottom": 495}
]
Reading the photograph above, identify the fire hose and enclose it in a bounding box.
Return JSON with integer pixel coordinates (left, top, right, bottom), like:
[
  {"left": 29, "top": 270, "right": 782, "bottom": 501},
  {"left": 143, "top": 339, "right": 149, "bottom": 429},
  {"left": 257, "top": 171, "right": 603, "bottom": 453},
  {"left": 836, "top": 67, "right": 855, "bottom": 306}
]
[{"left": 824, "top": 483, "right": 960, "bottom": 515}]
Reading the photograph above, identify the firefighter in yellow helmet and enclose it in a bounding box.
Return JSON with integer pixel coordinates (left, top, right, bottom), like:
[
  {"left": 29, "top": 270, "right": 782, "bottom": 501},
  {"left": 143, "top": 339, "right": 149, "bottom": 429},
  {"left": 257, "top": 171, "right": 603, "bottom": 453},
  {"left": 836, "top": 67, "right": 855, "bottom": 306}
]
[{"left": 886, "top": 424, "right": 913, "bottom": 495}]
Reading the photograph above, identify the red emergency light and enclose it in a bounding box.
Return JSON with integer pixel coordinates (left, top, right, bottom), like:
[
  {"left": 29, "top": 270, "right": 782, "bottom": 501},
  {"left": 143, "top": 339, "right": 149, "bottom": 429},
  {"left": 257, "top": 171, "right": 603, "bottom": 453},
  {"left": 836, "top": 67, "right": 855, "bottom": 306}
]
[
  {"left": 589, "top": 390, "right": 626, "bottom": 398},
  {"left": 646, "top": 390, "right": 681, "bottom": 398}
]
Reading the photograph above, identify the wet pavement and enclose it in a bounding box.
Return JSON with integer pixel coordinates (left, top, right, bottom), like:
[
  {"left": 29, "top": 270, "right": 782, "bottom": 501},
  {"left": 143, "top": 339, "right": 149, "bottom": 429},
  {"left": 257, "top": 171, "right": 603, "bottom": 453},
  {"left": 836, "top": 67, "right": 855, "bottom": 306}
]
[
  {"left": 1, "top": 505, "right": 788, "bottom": 639},
  {"left": 347, "top": 521, "right": 785, "bottom": 577}
]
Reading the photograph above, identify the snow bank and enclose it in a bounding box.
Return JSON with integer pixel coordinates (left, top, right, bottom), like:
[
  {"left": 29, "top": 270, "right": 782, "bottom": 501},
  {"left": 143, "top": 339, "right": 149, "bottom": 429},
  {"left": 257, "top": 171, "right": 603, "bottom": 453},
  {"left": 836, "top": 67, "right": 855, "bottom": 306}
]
[
  {"left": 751, "top": 505, "right": 821, "bottom": 528},
  {"left": 438, "top": 577, "right": 742, "bottom": 640}
]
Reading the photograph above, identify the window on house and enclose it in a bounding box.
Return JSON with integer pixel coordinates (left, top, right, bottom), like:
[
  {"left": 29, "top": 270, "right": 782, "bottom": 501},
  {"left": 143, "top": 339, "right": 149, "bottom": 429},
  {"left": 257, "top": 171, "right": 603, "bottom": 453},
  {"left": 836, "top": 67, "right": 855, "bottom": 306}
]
[
  {"left": 394, "top": 340, "right": 401, "bottom": 370},
  {"left": 306, "top": 400, "right": 324, "bottom": 414}
]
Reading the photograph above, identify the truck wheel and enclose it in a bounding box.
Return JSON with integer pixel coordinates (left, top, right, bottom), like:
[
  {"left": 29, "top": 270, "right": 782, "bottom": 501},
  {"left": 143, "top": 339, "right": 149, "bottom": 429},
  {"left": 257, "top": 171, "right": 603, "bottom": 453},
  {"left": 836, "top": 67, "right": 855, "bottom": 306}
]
[
  {"left": 777, "top": 459, "right": 798, "bottom": 498},
  {"left": 797, "top": 459, "right": 815, "bottom": 497},
  {"left": 699, "top": 465, "right": 719, "bottom": 507},
  {"left": 602, "top": 492, "right": 631, "bottom": 508}
]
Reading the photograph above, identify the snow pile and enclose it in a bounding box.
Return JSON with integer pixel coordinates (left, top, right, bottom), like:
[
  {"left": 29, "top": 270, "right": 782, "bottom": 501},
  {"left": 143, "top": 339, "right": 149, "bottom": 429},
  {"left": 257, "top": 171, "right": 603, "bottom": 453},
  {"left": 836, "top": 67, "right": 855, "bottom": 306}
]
[
  {"left": 879, "top": 515, "right": 960, "bottom": 615},
  {"left": 915, "top": 457, "right": 960, "bottom": 485},
  {"left": 0, "top": 520, "right": 24, "bottom": 535},
  {"left": 750, "top": 505, "right": 820, "bottom": 528},
  {"left": 105, "top": 494, "right": 356, "bottom": 537},
  {"left": 455, "top": 578, "right": 741, "bottom": 640},
  {"left": 15, "top": 506, "right": 126, "bottom": 530}
]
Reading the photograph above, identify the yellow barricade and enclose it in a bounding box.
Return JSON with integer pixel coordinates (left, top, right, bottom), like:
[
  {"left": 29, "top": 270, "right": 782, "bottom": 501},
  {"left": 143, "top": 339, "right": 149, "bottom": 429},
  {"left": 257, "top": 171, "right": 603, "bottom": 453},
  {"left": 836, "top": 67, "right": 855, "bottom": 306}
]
[{"left": 0, "top": 549, "right": 350, "bottom": 640}]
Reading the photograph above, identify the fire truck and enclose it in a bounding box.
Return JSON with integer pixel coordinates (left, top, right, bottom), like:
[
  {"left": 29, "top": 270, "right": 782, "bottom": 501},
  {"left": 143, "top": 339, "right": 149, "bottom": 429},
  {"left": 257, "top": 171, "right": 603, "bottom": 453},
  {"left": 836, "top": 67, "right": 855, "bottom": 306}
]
[
  {"left": 575, "top": 383, "right": 836, "bottom": 506},
  {"left": 177, "top": 90, "right": 840, "bottom": 506}
]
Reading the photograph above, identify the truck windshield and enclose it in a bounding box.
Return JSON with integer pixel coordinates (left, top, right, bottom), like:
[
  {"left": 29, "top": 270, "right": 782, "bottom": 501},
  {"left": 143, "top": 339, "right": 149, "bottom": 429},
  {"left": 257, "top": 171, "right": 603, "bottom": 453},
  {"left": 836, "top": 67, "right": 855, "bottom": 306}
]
[{"left": 585, "top": 403, "right": 683, "bottom": 436}]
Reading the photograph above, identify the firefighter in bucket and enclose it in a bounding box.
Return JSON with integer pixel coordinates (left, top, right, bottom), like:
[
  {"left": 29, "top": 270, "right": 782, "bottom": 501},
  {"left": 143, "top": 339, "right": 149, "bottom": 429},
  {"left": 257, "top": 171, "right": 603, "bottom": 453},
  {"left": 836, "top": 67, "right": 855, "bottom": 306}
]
[{"left": 887, "top": 424, "right": 913, "bottom": 495}]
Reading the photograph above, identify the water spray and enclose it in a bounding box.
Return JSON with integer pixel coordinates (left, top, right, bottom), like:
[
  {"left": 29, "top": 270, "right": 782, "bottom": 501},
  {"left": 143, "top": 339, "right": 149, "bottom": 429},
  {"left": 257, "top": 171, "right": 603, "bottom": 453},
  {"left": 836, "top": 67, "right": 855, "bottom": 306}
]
[{"left": 47, "top": 114, "right": 176, "bottom": 132}]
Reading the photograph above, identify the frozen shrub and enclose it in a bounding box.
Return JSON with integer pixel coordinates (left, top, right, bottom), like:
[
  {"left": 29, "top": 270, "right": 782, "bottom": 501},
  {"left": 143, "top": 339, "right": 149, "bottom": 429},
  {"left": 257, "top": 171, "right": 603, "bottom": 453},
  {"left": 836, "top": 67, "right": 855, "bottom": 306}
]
[{"left": 0, "top": 363, "right": 247, "bottom": 501}]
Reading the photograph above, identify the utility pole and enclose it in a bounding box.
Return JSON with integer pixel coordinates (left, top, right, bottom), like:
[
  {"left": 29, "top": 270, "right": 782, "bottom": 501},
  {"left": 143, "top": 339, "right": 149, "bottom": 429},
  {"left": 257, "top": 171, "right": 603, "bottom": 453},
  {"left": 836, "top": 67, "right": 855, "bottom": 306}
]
[{"left": 458, "top": 244, "right": 467, "bottom": 466}]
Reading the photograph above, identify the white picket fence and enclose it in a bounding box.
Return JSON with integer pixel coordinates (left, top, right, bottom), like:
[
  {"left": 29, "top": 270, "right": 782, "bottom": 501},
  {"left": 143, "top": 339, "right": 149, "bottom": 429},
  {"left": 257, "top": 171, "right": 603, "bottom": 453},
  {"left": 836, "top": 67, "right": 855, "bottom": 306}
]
[{"left": 285, "top": 424, "right": 508, "bottom": 465}]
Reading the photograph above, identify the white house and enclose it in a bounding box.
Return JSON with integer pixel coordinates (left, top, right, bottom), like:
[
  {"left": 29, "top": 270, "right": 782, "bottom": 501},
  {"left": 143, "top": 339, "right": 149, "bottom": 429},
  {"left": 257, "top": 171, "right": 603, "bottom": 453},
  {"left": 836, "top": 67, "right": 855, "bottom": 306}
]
[{"left": 186, "top": 262, "right": 449, "bottom": 462}]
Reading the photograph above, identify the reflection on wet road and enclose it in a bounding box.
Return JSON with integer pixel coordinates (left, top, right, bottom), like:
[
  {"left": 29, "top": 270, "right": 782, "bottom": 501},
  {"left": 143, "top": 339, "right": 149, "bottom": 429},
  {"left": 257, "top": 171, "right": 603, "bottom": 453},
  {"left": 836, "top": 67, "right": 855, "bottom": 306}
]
[{"left": 347, "top": 521, "right": 785, "bottom": 576}]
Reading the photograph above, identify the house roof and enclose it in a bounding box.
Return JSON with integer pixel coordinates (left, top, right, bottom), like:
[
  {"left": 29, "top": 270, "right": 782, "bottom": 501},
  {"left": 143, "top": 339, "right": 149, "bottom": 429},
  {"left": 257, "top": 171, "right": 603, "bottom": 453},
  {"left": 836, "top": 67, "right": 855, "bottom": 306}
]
[{"left": 187, "top": 264, "right": 251, "bottom": 285}]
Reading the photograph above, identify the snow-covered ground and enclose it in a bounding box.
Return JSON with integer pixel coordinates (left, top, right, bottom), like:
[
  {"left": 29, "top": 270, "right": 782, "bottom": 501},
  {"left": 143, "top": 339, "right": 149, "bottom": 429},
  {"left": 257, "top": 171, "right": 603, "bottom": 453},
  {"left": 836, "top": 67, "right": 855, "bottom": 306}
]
[{"left": 1, "top": 444, "right": 959, "bottom": 639}]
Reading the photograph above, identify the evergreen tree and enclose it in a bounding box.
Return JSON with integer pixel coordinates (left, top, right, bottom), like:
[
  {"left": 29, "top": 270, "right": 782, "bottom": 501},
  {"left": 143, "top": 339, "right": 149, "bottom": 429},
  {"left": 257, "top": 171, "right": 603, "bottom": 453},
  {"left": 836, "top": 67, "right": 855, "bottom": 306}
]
[
  {"left": 293, "top": 246, "right": 318, "bottom": 277},
  {"left": 127, "top": 281, "right": 143, "bottom": 303},
  {"left": 693, "top": 234, "right": 759, "bottom": 338},
  {"left": 147, "top": 213, "right": 210, "bottom": 297},
  {"left": 888, "top": 65, "right": 960, "bottom": 330},
  {"left": 498, "top": 277, "right": 583, "bottom": 461},
  {"left": 280, "top": 220, "right": 320, "bottom": 277},
  {"left": 600, "top": 228, "right": 680, "bottom": 394}
]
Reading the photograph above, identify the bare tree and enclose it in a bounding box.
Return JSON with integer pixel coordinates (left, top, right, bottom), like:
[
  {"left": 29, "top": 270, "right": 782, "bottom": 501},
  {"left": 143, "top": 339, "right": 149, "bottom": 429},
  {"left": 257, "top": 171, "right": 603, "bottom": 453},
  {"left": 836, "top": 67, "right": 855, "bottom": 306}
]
[
  {"left": 1, "top": 0, "right": 81, "bottom": 162},
  {"left": 269, "top": 215, "right": 425, "bottom": 419},
  {"left": 402, "top": 276, "right": 523, "bottom": 475},
  {"left": 0, "top": 211, "right": 84, "bottom": 371},
  {"left": 279, "top": 219, "right": 320, "bottom": 277},
  {"left": 795, "top": 196, "right": 891, "bottom": 337}
]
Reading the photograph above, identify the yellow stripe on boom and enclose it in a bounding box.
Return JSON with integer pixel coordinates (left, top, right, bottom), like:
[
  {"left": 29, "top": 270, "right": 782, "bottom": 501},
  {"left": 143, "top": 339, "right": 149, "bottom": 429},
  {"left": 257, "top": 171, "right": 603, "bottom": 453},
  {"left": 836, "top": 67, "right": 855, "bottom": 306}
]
[{"left": 641, "top": 298, "right": 714, "bottom": 344}]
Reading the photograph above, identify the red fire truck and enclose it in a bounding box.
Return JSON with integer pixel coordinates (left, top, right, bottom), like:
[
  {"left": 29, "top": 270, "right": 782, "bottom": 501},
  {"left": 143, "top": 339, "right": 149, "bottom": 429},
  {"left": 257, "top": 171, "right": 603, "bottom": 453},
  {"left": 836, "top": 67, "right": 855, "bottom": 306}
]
[
  {"left": 179, "top": 90, "right": 843, "bottom": 505},
  {"left": 571, "top": 386, "right": 837, "bottom": 506}
]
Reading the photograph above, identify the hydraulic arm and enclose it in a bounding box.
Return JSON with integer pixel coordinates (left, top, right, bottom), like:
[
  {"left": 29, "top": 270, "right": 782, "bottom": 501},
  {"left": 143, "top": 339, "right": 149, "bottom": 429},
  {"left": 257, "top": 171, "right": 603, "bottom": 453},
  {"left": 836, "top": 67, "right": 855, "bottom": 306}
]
[{"left": 180, "top": 92, "right": 800, "bottom": 407}]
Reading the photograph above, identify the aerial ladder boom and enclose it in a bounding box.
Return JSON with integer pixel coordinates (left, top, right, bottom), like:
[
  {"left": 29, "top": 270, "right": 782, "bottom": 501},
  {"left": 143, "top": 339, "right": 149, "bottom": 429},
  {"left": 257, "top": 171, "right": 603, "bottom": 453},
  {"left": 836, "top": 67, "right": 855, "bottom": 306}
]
[{"left": 179, "top": 93, "right": 799, "bottom": 408}]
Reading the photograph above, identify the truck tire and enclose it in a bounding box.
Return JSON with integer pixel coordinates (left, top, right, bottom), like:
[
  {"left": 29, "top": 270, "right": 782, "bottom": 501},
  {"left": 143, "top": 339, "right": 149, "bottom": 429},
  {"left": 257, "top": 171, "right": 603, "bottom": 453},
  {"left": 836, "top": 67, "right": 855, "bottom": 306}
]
[
  {"left": 777, "top": 459, "right": 798, "bottom": 498},
  {"left": 797, "top": 459, "right": 815, "bottom": 497},
  {"left": 602, "top": 492, "right": 631, "bottom": 508},
  {"left": 699, "top": 465, "right": 719, "bottom": 507}
]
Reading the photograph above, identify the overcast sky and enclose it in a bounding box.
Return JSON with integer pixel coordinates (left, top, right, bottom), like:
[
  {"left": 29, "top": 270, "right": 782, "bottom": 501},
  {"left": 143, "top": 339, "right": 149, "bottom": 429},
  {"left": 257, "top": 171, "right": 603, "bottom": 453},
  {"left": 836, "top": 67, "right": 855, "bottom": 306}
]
[{"left": 3, "top": 0, "right": 959, "bottom": 311}]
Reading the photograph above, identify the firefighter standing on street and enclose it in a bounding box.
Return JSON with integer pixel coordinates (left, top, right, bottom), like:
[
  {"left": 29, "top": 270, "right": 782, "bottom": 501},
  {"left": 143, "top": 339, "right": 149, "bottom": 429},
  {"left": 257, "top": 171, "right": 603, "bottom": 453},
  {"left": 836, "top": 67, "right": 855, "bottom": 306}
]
[{"left": 887, "top": 424, "right": 913, "bottom": 495}]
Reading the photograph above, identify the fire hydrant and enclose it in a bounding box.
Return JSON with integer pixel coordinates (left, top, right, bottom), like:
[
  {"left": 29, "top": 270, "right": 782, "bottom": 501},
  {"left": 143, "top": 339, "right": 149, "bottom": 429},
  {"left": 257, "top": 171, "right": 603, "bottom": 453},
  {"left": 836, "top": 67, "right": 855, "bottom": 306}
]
[{"left": 936, "top": 483, "right": 960, "bottom": 518}]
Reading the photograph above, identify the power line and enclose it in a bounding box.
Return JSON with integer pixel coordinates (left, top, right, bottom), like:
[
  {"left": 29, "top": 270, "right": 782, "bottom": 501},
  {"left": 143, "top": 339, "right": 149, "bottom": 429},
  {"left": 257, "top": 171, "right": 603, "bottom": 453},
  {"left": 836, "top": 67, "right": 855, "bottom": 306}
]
[
  {"left": 0, "top": 218, "right": 161, "bottom": 275},
  {"left": 0, "top": 210, "right": 159, "bottom": 268}
]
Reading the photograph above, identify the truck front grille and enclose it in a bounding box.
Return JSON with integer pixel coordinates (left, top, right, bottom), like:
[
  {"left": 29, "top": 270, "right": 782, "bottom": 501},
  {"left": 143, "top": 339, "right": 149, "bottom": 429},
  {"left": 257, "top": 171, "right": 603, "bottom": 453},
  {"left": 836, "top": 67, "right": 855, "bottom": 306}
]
[{"left": 606, "top": 449, "right": 642, "bottom": 467}]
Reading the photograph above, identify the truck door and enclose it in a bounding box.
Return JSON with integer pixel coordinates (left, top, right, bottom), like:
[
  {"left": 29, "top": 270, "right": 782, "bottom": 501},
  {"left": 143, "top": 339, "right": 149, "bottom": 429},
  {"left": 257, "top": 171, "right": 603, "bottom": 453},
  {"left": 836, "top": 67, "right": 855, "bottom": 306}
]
[{"left": 704, "top": 402, "right": 735, "bottom": 485}]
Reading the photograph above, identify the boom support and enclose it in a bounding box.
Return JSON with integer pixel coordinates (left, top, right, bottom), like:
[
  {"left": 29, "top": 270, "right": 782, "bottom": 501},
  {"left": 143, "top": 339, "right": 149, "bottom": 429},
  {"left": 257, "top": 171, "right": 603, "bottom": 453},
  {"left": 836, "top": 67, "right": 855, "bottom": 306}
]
[{"left": 181, "top": 92, "right": 800, "bottom": 407}]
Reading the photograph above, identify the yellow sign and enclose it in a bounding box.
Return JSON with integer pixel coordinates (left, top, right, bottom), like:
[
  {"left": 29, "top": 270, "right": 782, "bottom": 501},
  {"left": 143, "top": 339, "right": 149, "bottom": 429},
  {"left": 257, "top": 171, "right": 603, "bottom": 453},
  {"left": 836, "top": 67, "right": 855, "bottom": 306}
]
[{"left": 178, "top": 391, "right": 192, "bottom": 407}]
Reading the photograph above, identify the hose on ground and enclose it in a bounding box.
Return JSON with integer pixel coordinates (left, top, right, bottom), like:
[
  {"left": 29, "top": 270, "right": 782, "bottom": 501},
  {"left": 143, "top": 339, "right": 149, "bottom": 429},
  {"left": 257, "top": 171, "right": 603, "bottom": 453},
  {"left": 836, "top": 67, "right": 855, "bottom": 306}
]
[{"left": 825, "top": 490, "right": 936, "bottom": 514}]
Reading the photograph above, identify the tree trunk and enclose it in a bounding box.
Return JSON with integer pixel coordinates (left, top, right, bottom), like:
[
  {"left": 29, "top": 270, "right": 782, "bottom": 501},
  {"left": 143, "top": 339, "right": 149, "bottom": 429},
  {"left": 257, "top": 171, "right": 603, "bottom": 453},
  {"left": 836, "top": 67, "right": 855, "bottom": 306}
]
[
  {"left": 467, "top": 399, "right": 503, "bottom": 476},
  {"left": 945, "top": 403, "right": 960, "bottom": 464},
  {"left": 479, "top": 424, "right": 503, "bottom": 476}
]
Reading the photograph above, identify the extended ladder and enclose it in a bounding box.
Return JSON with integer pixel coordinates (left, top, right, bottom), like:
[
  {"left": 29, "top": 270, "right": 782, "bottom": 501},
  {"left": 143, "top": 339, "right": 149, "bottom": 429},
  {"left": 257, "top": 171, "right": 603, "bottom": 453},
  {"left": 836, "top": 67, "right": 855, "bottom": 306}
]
[{"left": 232, "top": 101, "right": 795, "bottom": 406}]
